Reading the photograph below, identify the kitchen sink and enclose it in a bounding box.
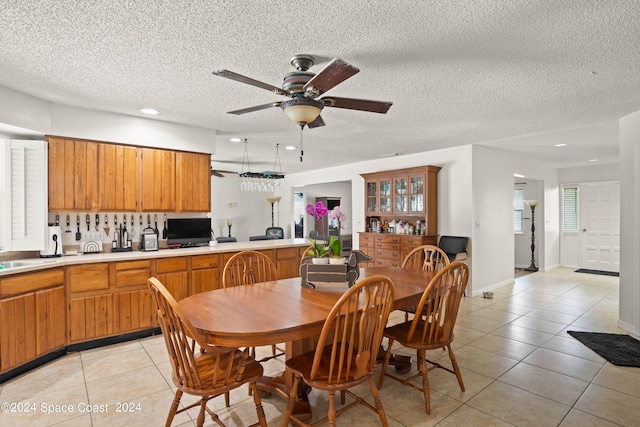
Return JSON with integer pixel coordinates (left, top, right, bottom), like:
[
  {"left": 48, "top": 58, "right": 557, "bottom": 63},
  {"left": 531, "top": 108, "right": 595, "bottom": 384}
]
[{"left": 0, "top": 260, "right": 50, "bottom": 270}]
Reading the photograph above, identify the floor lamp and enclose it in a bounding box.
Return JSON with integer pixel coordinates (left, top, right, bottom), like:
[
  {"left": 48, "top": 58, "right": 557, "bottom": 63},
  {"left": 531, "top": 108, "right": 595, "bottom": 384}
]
[
  {"left": 266, "top": 197, "right": 281, "bottom": 227},
  {"left": 524, "top": 200, "right": 539, "bottom": 272}
]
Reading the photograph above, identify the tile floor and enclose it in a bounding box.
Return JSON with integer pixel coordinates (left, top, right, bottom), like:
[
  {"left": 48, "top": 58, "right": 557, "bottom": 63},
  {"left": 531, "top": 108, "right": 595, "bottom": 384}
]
[{"left": 1, "top": 267, "right": 639, "bottom": 426}]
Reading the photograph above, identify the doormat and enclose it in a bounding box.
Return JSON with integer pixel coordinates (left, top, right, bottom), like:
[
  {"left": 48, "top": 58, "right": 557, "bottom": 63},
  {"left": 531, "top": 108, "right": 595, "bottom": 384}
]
[
  {"left": 574, "top": 269, "right": 619, "bottom": 277},
  {"left": 567, "top": 331, "right": 640, "bottom": 367}
]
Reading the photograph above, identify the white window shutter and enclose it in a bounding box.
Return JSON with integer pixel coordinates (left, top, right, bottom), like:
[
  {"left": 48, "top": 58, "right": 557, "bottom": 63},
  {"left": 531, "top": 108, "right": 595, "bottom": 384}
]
[{"left": 3, "top": 140, "right": 47, "bottom": 251}]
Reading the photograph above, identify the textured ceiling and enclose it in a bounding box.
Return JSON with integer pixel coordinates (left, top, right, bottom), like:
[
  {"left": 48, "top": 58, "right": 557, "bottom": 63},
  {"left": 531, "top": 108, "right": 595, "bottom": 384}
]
[{"left": 1, "top": 1, "right": 639, "bottom": 174}]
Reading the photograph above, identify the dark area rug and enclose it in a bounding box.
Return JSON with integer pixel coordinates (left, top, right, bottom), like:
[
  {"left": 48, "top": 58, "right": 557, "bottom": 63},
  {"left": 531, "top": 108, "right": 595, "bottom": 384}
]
[
  {"left": 567, "top": 331, "right": 640, "bottom": 367},
  {"left": 574, "top": 268, "right": 619, "bottom": 277}
]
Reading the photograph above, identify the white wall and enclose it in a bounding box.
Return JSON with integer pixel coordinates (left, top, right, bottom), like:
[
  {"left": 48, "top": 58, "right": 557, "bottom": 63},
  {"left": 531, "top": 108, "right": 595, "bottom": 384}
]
[
  {"left": 619, "top": 109, "right": 640, "bottom": 337},
  {"left": 295, "top": 182, "right": 353, "bottom": 237}
]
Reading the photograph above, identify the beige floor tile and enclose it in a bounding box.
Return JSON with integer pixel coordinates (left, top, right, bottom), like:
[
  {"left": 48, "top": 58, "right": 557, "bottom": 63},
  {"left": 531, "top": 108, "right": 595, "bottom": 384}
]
[
  {"left": 486, "top": 300, "right": 535, "bottom": 315},
  {"left": 435, "top": 404, "right": 514, "bottom": 426},
  {"left": 523, "top": 348, "right": 604, "bottom": 382},
  {"left": 467, "top": 381, "right": 571, "bottom": 427},
  {"left": 79, "top": 339, "right": 143, "bottom": 361},
  {"left": 510, "top": 315, "right": 568, "bottom": 334},
  {"left": 90, "top": 388, "right": 191, "bottom": 427},
  {"left": 1, "top": 353, "right": 85, "bottom": 402},
  {"left": 82, "top": 346, "right": 155, "bottom": 383},
  {"left": 141, "top": 339, "right": 170, "bottom": 365},
  {"left": 452, "top": 346, "right": 518, "bottom": 379},
  {"left": 49, "top": 413, "right": 93, "bottom": 426},
  {"left": 525, "top": 308, "right": 579, "bottom": 324},
  {"left": 575, "top": 383, "right": 640, "bottom": 426},
  {"left": 455, "top": 314, "right": 507, "bottom": 333},
  {"left": 380, "top": 380, "right": 462, "bottom": 426},
  {"left": 85, "top": 365, "right": 170, "bottom": 406},
  {"left": 541, "top": 335, "right": 606, "bottom": 363},
  {"left": 0, "top": 383, "right": 88, "bottom": 427},
  {"left": 426, "top": 366, "right": 494, "bottom": 403},
  {"left": 539, "top": 302, "right": 589, "bottom": 316},
  {"left": 464, "top": 307, "right": 522, "bottom": 323},
  {"left": 499, "top": 362, "right": 589, "bottom": 406},
  {"left": 592, "top": 364, "right": 640, "bottom": 398},
  {"left": 492, "top": 323, "right": 555, "bottom": 346},
  {"left": 559, "top": 408, "right": 621, "bottom": 427},
  {"left": 468, "top": 333, "right": 538, "bottom": 361}
]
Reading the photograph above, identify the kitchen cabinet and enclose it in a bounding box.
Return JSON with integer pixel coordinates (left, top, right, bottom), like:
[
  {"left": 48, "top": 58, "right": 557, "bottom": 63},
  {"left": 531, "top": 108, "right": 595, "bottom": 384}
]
[
  {"left": 46, "top": 136, "right": 211, "bottom": 213},
  {"left": 0, "top": 269, "right": 65, "bottom": 373},
  {"left": 139, "top": 148, "right": 176, "bottom": 211},
  {"left": 176, "top": 151, "right": 211, "bottom": 212},
  {"left": 275, "top": 247, "right": 303, "bottom": 279},
  {"left": 156, "top": 257, "right": 189, "bottom": 301},
  {"left": 68, "top": 263, "right": 112, "bottom": 343},
  {"left": 47, "top": 137, "right": 98, "bottom": 211},
  {"left": 191, "top": 254, "right": 222, "bottom": 294},
  {"left": 98, "top": 143, "right": 138, "bottom": 211}
]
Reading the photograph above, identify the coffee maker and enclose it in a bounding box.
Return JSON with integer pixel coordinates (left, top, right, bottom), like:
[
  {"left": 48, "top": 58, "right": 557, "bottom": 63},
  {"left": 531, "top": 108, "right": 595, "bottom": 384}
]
[{"left": 40, "top": 226, "right": 63, "bottom": 257}]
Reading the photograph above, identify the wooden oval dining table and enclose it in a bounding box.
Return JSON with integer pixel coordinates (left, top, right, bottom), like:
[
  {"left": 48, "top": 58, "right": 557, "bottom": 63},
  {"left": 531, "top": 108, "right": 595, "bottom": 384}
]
[{"left": 178, "top": 266, "right": 434, "bottom": 418}]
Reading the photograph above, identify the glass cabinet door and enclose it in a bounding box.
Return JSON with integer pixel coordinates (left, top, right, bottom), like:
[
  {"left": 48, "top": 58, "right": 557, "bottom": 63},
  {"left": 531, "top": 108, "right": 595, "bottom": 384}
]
[
  {"left": 379, "top": 179, "right": 391, "bottom": 213},
  {"left": 394, "top": 178, "right": 408, "bottom": 212},
  {"left": 366, "top": 181, "right": 377, "bottom": 213},
  {"left": 409, "top": 175, "right": 424, "bottom": 212}
]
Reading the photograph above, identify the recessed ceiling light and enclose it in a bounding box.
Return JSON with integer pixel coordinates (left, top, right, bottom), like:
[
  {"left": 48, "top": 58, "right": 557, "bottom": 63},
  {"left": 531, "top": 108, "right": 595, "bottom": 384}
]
[
  {"left": 229, "top": 138, "right": 242, "bottom": 142},
  {"left": 554, "top": 143, "right": 567, "bottom": 147},
  {"left": 139, "top": 108, "right": 159, "bottom": 115},
  {"left": 514, "top": 173, "right": 525, "bottom": 178},
  {"left": 285, "top": 145, "right": 296, "bottom": 150},
  {"left": 589, "top": 158, "right": 598, "bottom": 162}
]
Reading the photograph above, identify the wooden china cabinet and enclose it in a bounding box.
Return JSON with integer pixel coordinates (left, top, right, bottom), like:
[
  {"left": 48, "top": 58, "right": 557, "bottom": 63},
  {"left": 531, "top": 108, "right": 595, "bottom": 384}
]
[{"left": 359, "top": 165, "right": 440, "bottom": 267}]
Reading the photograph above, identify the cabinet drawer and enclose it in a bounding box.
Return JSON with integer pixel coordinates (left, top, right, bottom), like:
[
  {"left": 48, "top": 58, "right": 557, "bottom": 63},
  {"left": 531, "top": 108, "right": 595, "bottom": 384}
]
[
  {"left": 374, "top": 235, "right": 401, "bottom": 244},
  {"left": 360, "top": 240, "right": 373, "bottom": 248},
  {"left": 192, "top": 254, "right": 220, "bottom": 269},
  {"left": 276, "top": 247, "right": 298, "bottom": 260},
  {"left": 114, "top": 260, "right": 151, "bottom": 271},
  {"left": 375, "top": 249, "right": 401, "bottom": 261},
  {"left": 360, "top": 233, "right": 373, "bottom": 243},
  {"left": 375, "top": 242, "right": 401, "bottom": 250},
  {"left": 114, "top": 261, "right": 151, "bottom": 288},
  {"left": 69, "top": 264, "right": 110, "bottom": 293},
  {"left": 1, "top": 269, "right": 65, "bottom": 297},
  {"left": 374, "top": 258, "right": 401, "bottom": 268},
  {"left": 157, "top": 257, "right": 187, "bottom": 273},
  {"left": 402, "top": 236, "right": 424, "bottom": 246}
]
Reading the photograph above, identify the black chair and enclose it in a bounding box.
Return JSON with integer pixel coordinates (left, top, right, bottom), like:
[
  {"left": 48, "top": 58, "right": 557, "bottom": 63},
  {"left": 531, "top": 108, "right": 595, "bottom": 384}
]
[
  {"left": 265, "top": 227, "right": 284, "bottom": 239},
  {"left": 249, "top": 235, "right": 275, "bottom": 241},
  {"left": 216, "top": 237, "right": 237, "bottom": 243},
  {"left": 438, "top": 236, "right": 468, "bottom": 262}
]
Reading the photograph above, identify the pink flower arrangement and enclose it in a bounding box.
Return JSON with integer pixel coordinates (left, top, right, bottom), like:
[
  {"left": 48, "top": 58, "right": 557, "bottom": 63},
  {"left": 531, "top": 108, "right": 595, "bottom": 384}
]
[{"left": 329, "top": 206, "right": 347, "bottom": 229}]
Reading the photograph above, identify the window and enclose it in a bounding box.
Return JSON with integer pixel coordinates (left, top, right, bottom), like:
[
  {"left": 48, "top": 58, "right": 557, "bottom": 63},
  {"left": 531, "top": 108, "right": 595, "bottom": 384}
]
[
  {"left": 514, "top": 189, "right": 523, "bottom": 233},
  {"left": 563, "top": 186, "right": 579, "bottom": 232}
]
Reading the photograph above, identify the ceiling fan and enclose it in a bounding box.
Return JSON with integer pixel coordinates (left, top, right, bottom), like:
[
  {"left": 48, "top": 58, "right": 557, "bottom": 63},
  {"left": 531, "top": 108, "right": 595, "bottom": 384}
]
[
  {"left": 212, "top": 54, "right": 393, "bottom": 129},
  {"left": 210, "top": 159, "right": 237, "bottom": 178}
]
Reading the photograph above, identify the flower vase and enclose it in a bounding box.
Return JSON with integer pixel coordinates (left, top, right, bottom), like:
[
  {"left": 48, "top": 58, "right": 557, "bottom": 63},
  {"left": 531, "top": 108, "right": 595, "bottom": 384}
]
[{"left": 311, "top": 257, "right": 329, "bottom": 265}]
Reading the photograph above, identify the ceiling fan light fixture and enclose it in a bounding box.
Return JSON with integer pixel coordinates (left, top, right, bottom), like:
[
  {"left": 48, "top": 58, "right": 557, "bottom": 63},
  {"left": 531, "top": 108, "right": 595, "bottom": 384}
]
[{"left": 280, "top": 98, "right": 323, "bottom": 126}]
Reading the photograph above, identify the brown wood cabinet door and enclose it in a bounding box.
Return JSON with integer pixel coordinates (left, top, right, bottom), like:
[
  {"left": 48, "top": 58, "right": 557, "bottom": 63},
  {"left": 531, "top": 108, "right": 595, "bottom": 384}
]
[
  {"left": 0, "top": 286, "right": 65, "bottom": 372},
  {"left": 176, "top": 152, "right": 211, "bottom": 212},
  {"left": 47, "top": 137, "right": 98, "bottom": 210},
  {"left": 140, "top": 148, "right": 176, "bottom": 211},
  {"left": 276, "top": 247, "right": 300, "bottom": 279},
  {"left": 98, "top": 143, "right": 138, "bottom": 211},
  {"left": 191, "top": 268, "right": 221, "bottom": 295},
  {"left": 69, "top": 294, "right": 114, "bottom": 343},
  {"left": 114, "top": 289, "right": 154, "bottom": 334}
]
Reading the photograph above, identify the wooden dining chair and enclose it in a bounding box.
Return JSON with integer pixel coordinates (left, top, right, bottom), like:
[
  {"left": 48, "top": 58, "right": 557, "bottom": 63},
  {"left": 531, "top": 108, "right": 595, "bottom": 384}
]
[
  {"left": 377, "top": 261, "right": 469, "bottom": 415},
  {"left": 400, "top": 244, "right": 450, "bottom": 320},
  {"left": 282, "top": 275, "right": 395, "bottom": 427},
  {"left": 147, "top": 277, "right": 267, "bottom": 427},
  {"left": 222, "top": 250, "right": 282, "bottom": 361}
]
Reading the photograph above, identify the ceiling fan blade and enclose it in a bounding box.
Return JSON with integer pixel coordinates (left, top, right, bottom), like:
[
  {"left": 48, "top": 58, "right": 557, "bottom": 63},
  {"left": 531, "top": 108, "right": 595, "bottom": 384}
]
[
  {"left": 303, "top": 58, "right": 359, "bottom": 97},
  {"left": 307, "top": 115, "right": 325, "bottom": 129},
  {"left": 228, "top": 101, "right": 282, "bottom": 115},
  {"left": 212, "top": 69, "right": 288, "bottom": 96},
  {"left": 321, "top": 97, "right": 393, "bottom": 114},
  {"left": 211, "top": 170, "right": 224, "bottom": 177}
]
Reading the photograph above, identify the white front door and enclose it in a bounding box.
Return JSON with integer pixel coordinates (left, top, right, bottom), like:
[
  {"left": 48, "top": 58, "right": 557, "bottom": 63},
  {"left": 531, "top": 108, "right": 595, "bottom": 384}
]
[{"left": 580, "top": 181, "right": 620, "bottom": 272}]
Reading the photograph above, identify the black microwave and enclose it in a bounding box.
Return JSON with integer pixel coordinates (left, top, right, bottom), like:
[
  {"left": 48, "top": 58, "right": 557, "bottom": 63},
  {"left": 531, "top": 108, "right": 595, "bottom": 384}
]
[{"left": 167, "top": 218, "right": 211, "bottom": 247}]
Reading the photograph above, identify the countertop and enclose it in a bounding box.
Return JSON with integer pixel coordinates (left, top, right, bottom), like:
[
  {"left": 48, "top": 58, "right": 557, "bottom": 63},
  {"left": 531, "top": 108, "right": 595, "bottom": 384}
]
[{"left": 0, "top": 238, "right": 310, "bottom": 277}]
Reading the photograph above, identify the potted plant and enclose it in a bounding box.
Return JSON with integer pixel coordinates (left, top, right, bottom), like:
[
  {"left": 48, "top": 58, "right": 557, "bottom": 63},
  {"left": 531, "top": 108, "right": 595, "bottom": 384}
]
[
  {"left": 305, "top": 201, "right": 330, "bottom": 263},
  {"left": 328, "top": 236, "right": 345, "bottom": 264}
]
